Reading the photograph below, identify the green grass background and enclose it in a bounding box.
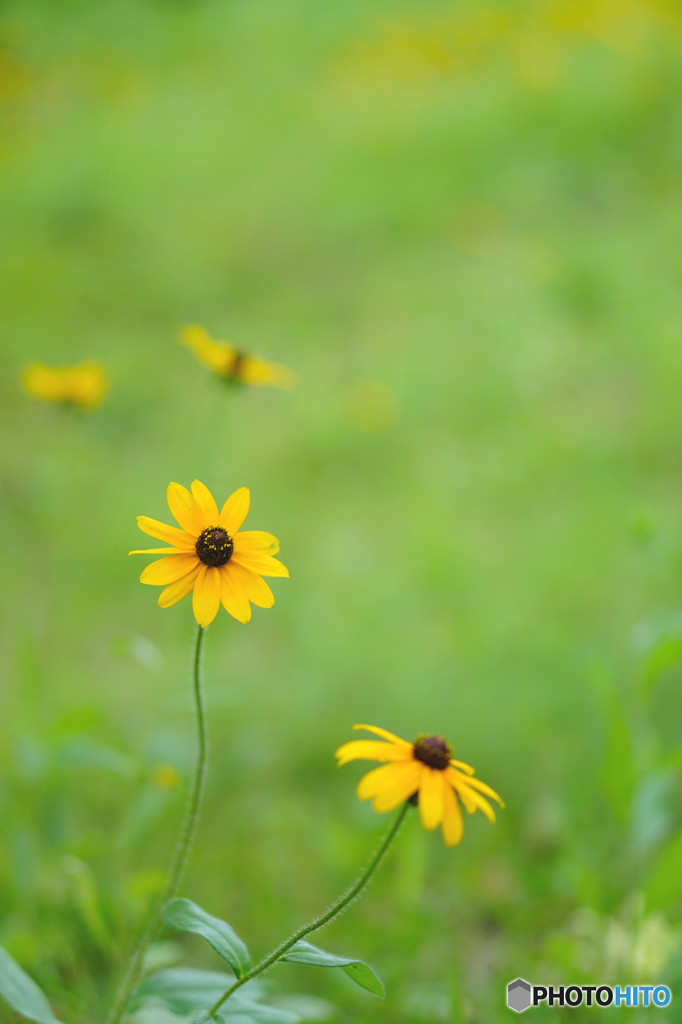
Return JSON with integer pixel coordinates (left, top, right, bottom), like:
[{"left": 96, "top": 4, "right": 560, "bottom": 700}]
[{"left": 2, "top": 1, "right": 682, "bottom": 1021}]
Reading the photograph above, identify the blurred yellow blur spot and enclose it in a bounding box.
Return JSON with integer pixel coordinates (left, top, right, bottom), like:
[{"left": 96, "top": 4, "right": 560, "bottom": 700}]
[
  {"left": 151, "top": 763, "right": 181, "bottom": 791},
  {"left": 334, "top": 0, "right": 680, "bottom": 96},
  {"left": 344, "top": 380, "right": 398, "bottom": 434},
  {"left": 0, "top": 49, "right": 30, "bottom": 102},
  {"left": 21, "top": 361, "right": 109, "bottom": 409}
]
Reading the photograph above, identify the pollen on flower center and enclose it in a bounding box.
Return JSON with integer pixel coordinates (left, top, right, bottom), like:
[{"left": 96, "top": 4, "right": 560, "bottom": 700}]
[
  {"left": 412, "top": 734, "right": 452, "bottom": 771},
  {"left": 195, "top": 526, "right": 234, "bottom": 567}
]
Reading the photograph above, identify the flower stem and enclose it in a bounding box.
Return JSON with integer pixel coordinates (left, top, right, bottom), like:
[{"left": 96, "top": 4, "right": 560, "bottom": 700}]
[
  {"left": 109, "top": 625, "right": 208, "bottom": 1024},
  {"left": 208, "top": 800, "right": 410, "bottom": 1017}
]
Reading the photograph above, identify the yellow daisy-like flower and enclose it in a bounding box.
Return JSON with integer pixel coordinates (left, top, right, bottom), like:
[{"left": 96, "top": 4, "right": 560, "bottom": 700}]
[
  {"left": 180, "top": 325, "right": 297, "bottom": 390},
  {"left": 130, "top": 481, "right": 288, "bottom": 627},
  {"left": 22, "top": 361, "right": 108, "bottom": 409},
  {"left": 336, "top": 724, "right": 504, "bottom": 847}
]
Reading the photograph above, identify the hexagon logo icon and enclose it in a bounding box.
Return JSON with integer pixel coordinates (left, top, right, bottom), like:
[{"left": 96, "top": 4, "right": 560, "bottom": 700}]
[{"left": 507, "top": 978, "right": 532, "bottom": 1013}]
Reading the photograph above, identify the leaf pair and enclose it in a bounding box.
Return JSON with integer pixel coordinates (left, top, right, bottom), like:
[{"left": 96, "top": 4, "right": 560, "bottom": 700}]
[{"left": 162, "top": 898, "right": 383, "bottom": 997}]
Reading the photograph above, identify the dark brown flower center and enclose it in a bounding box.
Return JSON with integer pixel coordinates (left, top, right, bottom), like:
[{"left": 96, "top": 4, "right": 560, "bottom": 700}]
[
  {"left": 225, "top": 350, "right": 246, "bottom": 382},
  {"left": 196, "top": 526, "right": 234, "bottom": 567},
  {"left": 412, "top": 734, "right": 452, "bottom": 771}
]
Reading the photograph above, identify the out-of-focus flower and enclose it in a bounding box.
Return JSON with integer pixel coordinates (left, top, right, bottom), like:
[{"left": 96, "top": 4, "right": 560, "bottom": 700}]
[
  {"left": 333, "top": 0, "right": 675, "bottom": 101},
  {"left": 336, "top": 724, "right": 504, "bottom": 847},
  {"left": 180, "top": 325, "right": 297, "bottom": 390},
  {"left": 22, "top": 362, "right": 109, "bottom": 409},
  {"left": 152, "top": 763, "right": 181, "bottom": 791},
  {"left": 0, "top": 49, "right": 30, "bottom": 102},
  {"left": 130, "top": 480, "right": 288, "bottom": 627}
]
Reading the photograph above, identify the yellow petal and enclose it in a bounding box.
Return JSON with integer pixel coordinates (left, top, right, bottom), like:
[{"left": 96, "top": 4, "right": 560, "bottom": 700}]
[
  {"left": 225, "top": 562, "right": 274, "bottom": 609},
  {"left": 167, "top": 482, "right": 205, "bottom": 534},
  {"left": 352, "top": 724, "right": 411, "bottom": 747},
  {"left": 463, "top": 775, "right": 505, "bottom": 807},
  {"left": 441, "top": 783, "right": 464, "bottom": 847},
  {"left": 449, "top": 758, "right": 475, "bottom": 775},
  {"left": 459, "top": 789, "right": 477, "bottom": 814},
  {"left": 219, "top": 487, "right": 250, "bottom": 533},
  {"left": 418, "top": 768, "right": 445, "bottom": 830},
  {"left": 447, "top": 768, "right": 504, "bottom": 807},
  {"left": 372, "top": 761, "right": 422, "bottom": 812},
  {"left": 180, "top": 325, "right": 234, "bottom": 375},
  {"left": 191, "top": 480, "right": 220, "bottom": 523},
  {"left": 158, "top": 564, "right": 202, "bottom": 608},
  {"left": 335, "top": 740, "right": 412, "bottom": 766},
  {"left": 136, "top": 516, "right": 196, "bottom": 550},
  {"left": 129, "top": 547, "right": 181, "bottom": 555},
  {"left": 357, "top": 762, "right": 410, "bottom": 801},
  {"left": 234, "top": 530, "right": 280, "bottom": 555},
  {"left": 192, "top": 566, "right": 222, "bottom": 627},
  {"left": 456, "top": 784, "right": 497, "bottom": 822},
  {"left": 231, "top": 550, "right": 289, "bottom": 578},
  {"left": 140, "top": 554, "right": 199, "bottom": 586},
  {"left": 236, "top": 354, "right": 297, "bottom": 390},
  {"left": 220, "top": 566, "right": 252, "bottom": 624}
]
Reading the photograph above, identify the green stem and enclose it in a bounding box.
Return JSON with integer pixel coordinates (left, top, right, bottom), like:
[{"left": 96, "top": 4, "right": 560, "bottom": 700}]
[
  {"left": 208, "top": 800, "right": 410, "bottom": 1017},
  {"left": 109, "top": 625, "right": 208, "bottom": 1024}
]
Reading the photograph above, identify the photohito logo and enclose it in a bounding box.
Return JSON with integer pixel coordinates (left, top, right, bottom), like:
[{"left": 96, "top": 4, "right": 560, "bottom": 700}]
[{"left": 506, "top": 979, "right": 671, "bottom": 1012}]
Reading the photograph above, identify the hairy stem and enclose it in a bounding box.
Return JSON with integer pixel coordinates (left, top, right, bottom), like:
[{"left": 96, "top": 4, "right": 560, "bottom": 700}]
[
  {"left": 109, "top": 625, "right": 208, "bottom": 1024},
  {"left": 208, "top": 801, "right": 410, "bottom": 1017}
]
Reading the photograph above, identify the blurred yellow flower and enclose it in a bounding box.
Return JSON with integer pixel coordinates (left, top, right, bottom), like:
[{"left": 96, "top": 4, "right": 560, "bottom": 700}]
[
  {"left": 336, "top": 724, "right": 504, "bottom": 847},
  {"left": 152, "top": 763, "right": 181, "bottom": 791},
  {"left": 22, "top": 361, "right": 108, "bottom": 409},
  {"left": 130, "top": 480, "right": 288, "bottom": 627},
  {"left": 180, "top": 325, "right": 297, "bottom": 390}
]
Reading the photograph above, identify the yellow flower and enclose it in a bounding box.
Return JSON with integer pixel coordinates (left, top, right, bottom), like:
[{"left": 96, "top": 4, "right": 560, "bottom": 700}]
[
  {"left": 152, "top": 763, "right": 181, "bottom": 791},
  {"left": 336, "top": 724, "right": 504, "bottom": 847},
  {"left": 22, "top": 361, "right": 108, "bottom": 409},
  {"left": 180, "top": 325, "right": 297, "bottom": 390},
  {"left": 130, "top": 481, "right": 288, "bottom": 627}
]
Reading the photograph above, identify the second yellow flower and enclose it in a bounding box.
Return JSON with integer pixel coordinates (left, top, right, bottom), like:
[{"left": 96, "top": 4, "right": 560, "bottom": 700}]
[{"left": 130, "top": 481, "right": 288, "bottom": 626}]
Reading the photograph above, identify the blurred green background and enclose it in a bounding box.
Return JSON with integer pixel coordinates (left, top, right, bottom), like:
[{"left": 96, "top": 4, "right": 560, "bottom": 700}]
[{"left": 2, "top": 0, "right": 682, "bottom": 1021}]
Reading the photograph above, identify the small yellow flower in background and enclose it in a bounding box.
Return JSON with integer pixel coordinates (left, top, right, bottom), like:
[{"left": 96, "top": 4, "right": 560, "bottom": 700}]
[
  {"left": 152, "top": 763, "right": 181, "bottom": 791},
  {"left": 336, "top": 724, "right": 504, "bottom": 847},
  {"left": 130, "top": 481, "right": 288, "bottom": 627},
  {"left": 180, "top": 325, "right": 297, "bottom": 390},
  {"left": 22, "top": 361, "right": 109, "bottom": 409}
]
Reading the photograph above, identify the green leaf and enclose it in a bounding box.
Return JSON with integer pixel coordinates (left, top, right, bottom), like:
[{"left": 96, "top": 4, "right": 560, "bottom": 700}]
[
  {"left": 162, "top": 899, "right": 251, "bottom": 978},
  {"left": 63, "top": 855, "right": 113, "bottom": 954},
  {"left": 281, "top": 941, "right": 384, "bottom": 997},
  {"left": 645, "top": 832, "right": 682, "bottom": 911},
  {"left": 633, "top": 612, "right": 682, "bottom": 698},
  {"left": 264, "top": 994, "right": 334, "bottom": 1022},
  {"left": 131, "top": 968, "right": 265, "bottom": 1016},
  {"left": 130, "top": 1009, "right": 192, "bottom": 1024},
  {"left": 0, "top": 946, "right": 64, "bottom": 1024},
  {"left": 601, "top": 709, "right": 635, "bottom": 823},
  {"left": 131, "top": 967, "right": 241, "bottom": 1014},
  {"left": 212, "top": 997, "right": 301, "bottom": 1023},
  {"left": 132, "top": 972, "right": 298, "bottom": 1024},
  {"left": 131, "top": 967, "right": 232, "bottom": 1015},
  {"left": 641, "top": 635, "right": 682, "bottom": 693}
]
